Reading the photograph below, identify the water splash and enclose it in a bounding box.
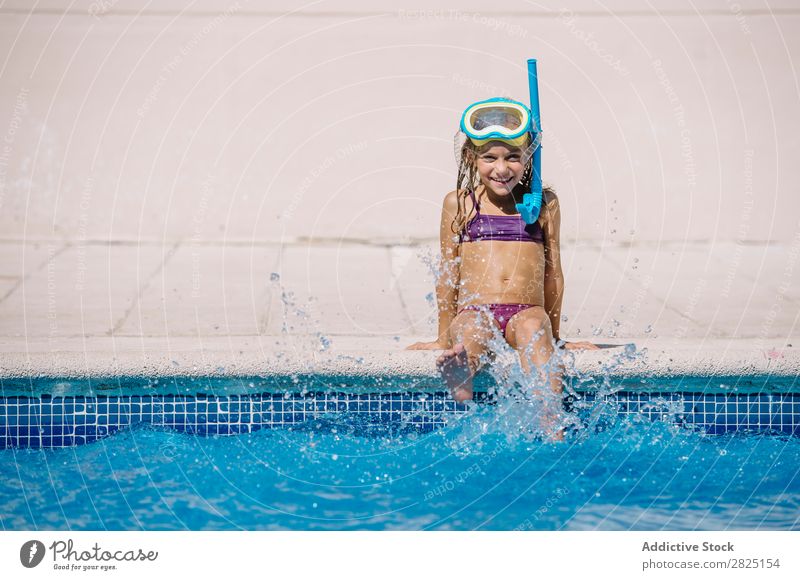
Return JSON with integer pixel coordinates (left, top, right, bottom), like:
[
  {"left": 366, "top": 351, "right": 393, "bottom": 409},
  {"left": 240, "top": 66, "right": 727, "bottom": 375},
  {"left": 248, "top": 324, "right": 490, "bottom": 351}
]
[
  {"left": 317, "top": 333, "right": 331, "bottom": 352},
  {"left": 266, "top": 252, "right": 654, "bottom": 449},
  {"left": 432, "top": 306, "right": 651, "bottom": 451},
  {"left": 267, "top": 270, "right": 342, "bottom": 383}
]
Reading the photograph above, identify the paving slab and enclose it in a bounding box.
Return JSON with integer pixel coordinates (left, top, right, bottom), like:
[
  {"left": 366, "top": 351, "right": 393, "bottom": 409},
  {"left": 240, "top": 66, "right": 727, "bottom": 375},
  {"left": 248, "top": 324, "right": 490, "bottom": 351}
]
[
  {"left": 0, "top": 241, "right": 61, "bottom": 279},
  {"left": 266, "top": 245, "right": 411, "bottom": 336},
  {"left": 389, "top": 243, "right": 439, "bottom": 336},
  {"left": 733, "top": 244, "right": 800, "bottom": 303},
  {"left": 0, "top": 244, "right": 167, "bottom": 338},
  {"left": 559, "top": 245, "right": 697, "bottom": 340},
  {"left": 602, "top": 244, "right": 800, "bottom": 339},
  {"left": 0, "top": 242, "right": 66, "bottom": 306},
  {"left": 119, "top": 244, "right": 281, "bottom": 337},
  {"left": 0, "top": 279, "right": 18, "bottom": 298}
]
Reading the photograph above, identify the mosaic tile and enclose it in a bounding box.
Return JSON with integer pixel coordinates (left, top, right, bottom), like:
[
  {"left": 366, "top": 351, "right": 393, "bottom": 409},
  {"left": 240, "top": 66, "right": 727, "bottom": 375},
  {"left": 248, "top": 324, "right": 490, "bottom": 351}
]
[{"left": 0, "top": 390, "right": 797, "bottom": 448}]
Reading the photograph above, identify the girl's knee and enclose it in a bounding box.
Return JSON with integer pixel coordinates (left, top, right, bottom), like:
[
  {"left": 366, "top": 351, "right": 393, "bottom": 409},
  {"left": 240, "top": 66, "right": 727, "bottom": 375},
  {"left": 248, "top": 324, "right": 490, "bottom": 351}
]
[
  {"left": 452, "top": 387, "right": 473, "bottom": 402},
  {"left": 518, "top": 309, "right": 551, "bottom": 341}
]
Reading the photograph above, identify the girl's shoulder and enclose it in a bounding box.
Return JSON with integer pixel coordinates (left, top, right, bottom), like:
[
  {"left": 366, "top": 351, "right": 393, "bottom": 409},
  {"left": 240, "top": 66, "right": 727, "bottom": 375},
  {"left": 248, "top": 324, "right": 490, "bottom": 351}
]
[
  {"left": 446, "top": 188, "right": 471, "bottom": 199},
  {"left": 537, "top": 187, "right": 560, "bottom": 228},
  {"left": 443, "top": 189, "right": 468, "bottom": 211},
  {"left": 444, "top": 189, "right": 461, "bottom": 203},
  {"left": 542, "top": 186, "right": 559, "bottom": 209}
]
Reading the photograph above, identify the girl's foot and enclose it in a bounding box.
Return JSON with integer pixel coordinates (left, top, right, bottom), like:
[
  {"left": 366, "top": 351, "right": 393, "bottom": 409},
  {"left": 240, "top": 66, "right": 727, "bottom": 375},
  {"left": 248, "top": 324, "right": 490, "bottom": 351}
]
[{"left": 436, "top": 344, "right": 473, "bottom": 401}]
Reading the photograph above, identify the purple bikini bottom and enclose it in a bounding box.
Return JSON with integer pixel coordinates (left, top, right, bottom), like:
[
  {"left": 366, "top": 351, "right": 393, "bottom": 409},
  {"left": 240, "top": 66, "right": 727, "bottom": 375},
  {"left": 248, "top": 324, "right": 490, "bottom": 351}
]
[{"left": 459, "top": 303, "right": 537, "bottom": 336}]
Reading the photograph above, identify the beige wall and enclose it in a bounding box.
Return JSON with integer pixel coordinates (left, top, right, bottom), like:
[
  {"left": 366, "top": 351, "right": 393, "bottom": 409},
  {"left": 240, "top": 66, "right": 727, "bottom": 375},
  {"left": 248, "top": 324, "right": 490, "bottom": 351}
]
[{"left": 1, "top": 0, "right": 798, "bottom": 244}]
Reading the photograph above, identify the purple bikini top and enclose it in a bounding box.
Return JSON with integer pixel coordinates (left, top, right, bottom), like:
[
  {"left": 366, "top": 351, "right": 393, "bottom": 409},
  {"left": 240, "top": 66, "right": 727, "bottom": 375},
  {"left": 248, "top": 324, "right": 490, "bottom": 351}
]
[{"left": 460, "top": 190, "right": 544, "bottom": 244}]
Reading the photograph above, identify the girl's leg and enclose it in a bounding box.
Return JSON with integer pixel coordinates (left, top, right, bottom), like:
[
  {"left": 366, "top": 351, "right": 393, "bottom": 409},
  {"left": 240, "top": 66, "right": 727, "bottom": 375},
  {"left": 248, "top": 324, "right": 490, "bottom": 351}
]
[
  {"left": 504, "top": 306, "right": 563, "bottom": 438},
  {"left": 437, "top": 309, "right": 498, "bottom": 401}
]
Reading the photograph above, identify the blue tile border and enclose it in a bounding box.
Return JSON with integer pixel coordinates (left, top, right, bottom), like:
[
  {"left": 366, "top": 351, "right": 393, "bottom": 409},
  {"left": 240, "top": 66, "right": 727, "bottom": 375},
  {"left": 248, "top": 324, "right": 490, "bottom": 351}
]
[
  {"left": 0, "top": 391, "right": 798, "bottom": 448},
  {"left": 586, "top": 392, "right": 800, "bottom": 435}
]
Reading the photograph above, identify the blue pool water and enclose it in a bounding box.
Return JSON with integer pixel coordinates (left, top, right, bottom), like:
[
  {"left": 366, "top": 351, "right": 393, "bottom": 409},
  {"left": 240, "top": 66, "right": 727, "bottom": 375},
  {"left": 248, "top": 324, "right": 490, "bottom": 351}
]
[{"left": 2, "top": 404, "right": 799, "bottom": 530}]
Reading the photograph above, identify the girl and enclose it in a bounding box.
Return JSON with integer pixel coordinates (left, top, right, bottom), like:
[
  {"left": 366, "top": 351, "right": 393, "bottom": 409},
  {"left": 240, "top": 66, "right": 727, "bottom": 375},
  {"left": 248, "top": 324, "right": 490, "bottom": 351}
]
[{"left": 408, "top": 97, "right": 597, "bottom": 407}]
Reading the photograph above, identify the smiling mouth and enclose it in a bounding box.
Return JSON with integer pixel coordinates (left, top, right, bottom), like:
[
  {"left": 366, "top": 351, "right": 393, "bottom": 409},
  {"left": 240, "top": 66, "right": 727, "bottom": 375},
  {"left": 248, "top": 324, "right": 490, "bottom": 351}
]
[{"left": 491, "top": 177, "right": 513, "bottom": 185}]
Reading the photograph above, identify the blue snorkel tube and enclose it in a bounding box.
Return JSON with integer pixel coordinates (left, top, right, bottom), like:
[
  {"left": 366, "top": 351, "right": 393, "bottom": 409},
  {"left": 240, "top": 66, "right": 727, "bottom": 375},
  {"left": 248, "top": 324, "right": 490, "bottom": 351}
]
[{"left": 516, "top": 58, "right": 543, "bottom": 225}]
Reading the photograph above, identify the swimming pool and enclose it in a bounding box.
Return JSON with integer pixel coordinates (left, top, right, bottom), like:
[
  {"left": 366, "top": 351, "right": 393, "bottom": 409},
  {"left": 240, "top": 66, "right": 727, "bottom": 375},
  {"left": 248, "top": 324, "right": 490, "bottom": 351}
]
[{"left": 1, "top": 374, "right": 798, "bottom": 530}]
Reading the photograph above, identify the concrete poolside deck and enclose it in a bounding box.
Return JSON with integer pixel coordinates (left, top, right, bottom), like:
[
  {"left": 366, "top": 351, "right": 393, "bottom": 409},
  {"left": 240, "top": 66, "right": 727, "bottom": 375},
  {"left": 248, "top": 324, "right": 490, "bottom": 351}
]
[{"left": 1, "top": 238, "right": 798, "bottom": 381}]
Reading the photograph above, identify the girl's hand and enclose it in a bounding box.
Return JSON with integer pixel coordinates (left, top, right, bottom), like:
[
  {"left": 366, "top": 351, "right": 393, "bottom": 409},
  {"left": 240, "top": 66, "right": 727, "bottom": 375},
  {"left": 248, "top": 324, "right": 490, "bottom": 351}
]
[
  {"left": 560, "top": 340, "right": 599, "bottom": 351},
  {"left": 406, "top": 340, "right": 450, "bottom": 351}
]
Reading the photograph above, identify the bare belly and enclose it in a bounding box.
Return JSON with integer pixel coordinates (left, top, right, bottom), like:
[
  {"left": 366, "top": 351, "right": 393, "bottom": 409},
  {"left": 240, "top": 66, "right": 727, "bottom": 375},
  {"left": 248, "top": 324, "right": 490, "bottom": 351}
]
[{"left": 458, "top": 241, "right": 545, "bottom": 307}]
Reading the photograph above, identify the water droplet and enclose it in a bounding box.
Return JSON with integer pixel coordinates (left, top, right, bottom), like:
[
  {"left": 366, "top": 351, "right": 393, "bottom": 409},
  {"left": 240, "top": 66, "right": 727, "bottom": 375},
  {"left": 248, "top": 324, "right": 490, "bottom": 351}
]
[
  {"left": 270, "top": 272, "right": 280, "bottom": 282},
  {"left": 644, "top": 325, "right": 653, "bottom": 334},
  {"left": 592, "top": 327, "right": 602, "bottom": 336},
  {"left": 425, "top": 292, "right": 435, "bottom": 305},
  {"left": 561, "top": 314, "right": 568, "bottom": 322},
  {"left": 331, "top": 454, "right": 339, "bottom": 461},
  {"left": 318, "top": 335, "right": 331, "bottom": 351}
]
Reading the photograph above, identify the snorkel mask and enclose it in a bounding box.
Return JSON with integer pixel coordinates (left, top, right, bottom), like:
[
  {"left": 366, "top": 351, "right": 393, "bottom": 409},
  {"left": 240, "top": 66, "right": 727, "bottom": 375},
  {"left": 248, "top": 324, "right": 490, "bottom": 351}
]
[
  {"left": 460, "top": 98, "right": 532, "bottom": 147},
  {"left": 456, "top": 59, "right": 543, "bottom": 224}
]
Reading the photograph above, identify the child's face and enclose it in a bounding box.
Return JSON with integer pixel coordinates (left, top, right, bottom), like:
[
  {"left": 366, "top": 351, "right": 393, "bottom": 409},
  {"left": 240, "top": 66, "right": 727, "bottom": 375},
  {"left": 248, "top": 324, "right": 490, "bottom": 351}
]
[{"left": 474, "top": 142, "right": 526, "bottom": 196}]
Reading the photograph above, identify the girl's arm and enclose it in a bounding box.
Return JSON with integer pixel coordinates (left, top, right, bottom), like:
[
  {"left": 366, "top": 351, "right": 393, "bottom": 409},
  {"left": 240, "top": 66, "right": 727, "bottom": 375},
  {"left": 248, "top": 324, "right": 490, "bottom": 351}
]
[
  {"left": 542, "top": 191, "right": 564, "bottom": 342},
  {"left": 435, "top": 191, "right": 461, "bottom": 346},
  {"left": 407, "top": 191, "right": 460, "bottom": 350}
]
